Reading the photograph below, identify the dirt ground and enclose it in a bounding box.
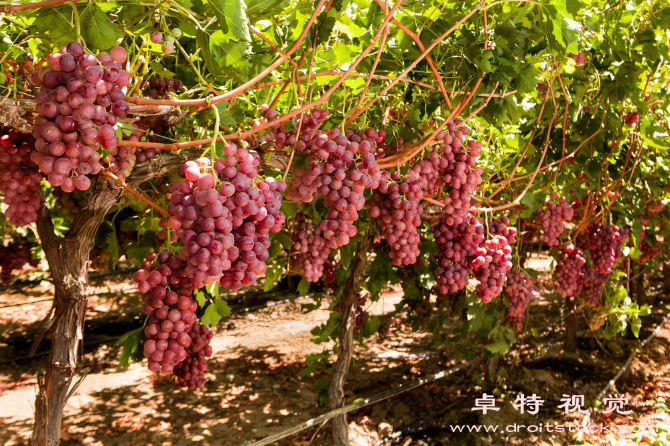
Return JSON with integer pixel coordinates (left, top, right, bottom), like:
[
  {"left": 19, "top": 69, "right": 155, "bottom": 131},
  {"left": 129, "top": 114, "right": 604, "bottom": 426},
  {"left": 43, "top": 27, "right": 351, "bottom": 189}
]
[{"left": 1, "top": 254, "right": 670, "bottom": 446}]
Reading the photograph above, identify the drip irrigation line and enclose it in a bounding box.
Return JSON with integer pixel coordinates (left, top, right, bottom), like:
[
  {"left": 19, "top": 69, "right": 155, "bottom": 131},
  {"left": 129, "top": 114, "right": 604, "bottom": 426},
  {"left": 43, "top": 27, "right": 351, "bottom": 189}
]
[
  {"left": 373, "top": 393, "right": 475, "bottom": 446},
  {"left": 245, "top": 359, "right": 481, "bottom": 446}
]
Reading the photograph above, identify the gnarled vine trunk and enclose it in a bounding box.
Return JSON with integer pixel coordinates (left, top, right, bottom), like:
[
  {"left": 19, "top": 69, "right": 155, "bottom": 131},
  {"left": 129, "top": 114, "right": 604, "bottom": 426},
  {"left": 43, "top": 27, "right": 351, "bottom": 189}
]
[
  {"left": 328, "top": 233, "right": 370, "bottom": 446},
  {"left": 29, "top": 153, "right": 197, "bottom": 446}
]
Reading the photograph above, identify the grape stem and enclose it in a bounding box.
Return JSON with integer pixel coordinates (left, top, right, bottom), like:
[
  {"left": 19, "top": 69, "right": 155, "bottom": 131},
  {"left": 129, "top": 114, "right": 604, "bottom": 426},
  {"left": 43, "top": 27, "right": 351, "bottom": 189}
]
[
  {"left": 471, "top": 110, "right": 559, "bottom": 213},
  {"left": 174, "top": 40, "right": 219, "bottom": 95},
  {"left": 249, "top": 27, "right": 298, "bottom": 69},
  {"left": 208, "top": 98, "right": 219, "bottom": 161},
  {"left": 66, "top": 1, "right": 81, "bottom": 42},
  {"left": 102, "top": 171, "right": 169, "bottom": 217}
]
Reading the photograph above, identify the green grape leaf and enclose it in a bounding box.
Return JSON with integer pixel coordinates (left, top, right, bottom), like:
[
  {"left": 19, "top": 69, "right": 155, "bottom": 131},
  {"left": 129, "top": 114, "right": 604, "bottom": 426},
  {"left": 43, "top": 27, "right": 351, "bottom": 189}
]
[
  {"left": 116, "top": 327, "right": 144, "bottom": 370},
  {"left": 80, "top": 4, "right": 123, "bottom": 50},
  {"left": 208, "top": 0, "right": 251, "bottom": 43}
]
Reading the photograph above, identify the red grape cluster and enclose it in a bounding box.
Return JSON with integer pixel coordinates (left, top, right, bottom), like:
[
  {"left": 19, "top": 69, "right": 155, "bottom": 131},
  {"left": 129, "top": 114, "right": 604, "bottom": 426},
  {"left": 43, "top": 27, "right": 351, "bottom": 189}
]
[
  {"left": 106, "top": 123, "right": 142, "bottom": 180},
  {"left": 536, "top": 192, "right": 573, "bottom": 247},
  {"left": 638, "top": 229, "right": 661, "bottom": 264},
  {"left": 568, "top": 51, "right": 586, "bottom": 65},
  {"left": 133, "top": 251, "right": 198, "bottom": 374},
  {"left": 0, "top": 241, "right": 38, "bottom": 284},
  {"left": 290, "top": 213, "right": 330, "bottom": 282},
  {"left": 322, "top": 257, "right": 339, "bottom": 291},
  {"left": 168, "top": 146, "right": 286, "bottom": 291},
  {"left": 0, "top": 128, "right": 43, "bottom": 226},
  {"left": 367, "top": 170, "right": 424, "bottom": 265},
  {"left": 580, "top": 264, "right": 607, "bottom": 307},
  {"left": 29, "top": 41, "right": 130, "bottom": 192},
  {"left": 554, "top": 245, "right": 586, "bottom": 297},
  {"left": 504, "top": 270, "right": 539, "bottom": 333},
  {"left": 624, "top": 111, "right": 640, "bottom": 126},
  {"left": 431, "top": 216, "right": 484, "bottom": 295},
  {"left": 269, "top": 108, "right": 329, "bottom": 153},
  {"left": 646, "top": 200, "right": 664, "bottom": 215},
  {"left": 470, "top": 217, "right": 516, "bottom": 303},
  {"left": 585, "top": 222, "right": 627, "bottom": 275},
  {"left": 144, "top": 76, "right": 185, "bottom": 99},
  {"left": 173, "top": 323, "right": 214, "bottom": 389}
]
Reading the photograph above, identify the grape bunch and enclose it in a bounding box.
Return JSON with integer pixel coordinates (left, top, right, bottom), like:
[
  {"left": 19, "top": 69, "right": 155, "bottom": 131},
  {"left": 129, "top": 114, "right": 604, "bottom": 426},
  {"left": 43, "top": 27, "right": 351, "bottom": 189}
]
[
  {"left": 168, "top": 146, "right": 285, "bottom": 291},
  {"left": 568, "top": 51, "right": 586, "bottom": 65},
  {"left": 470, "top": 217, "right": 515, "bottom": 303},
  {"left": 133, "top": 251, "right": 198, "bottom": 374},
  {"left": 585, "top": 222, "right": 627, "bottom": 275},
  {"left": 334, "top": 294, "right": 368, "bottom": 337},
  {"left": 53, "top": 189, "right": 82, "bottom": 222},
  {"left": 144, "top": 76, "right": 185, "bottom": 99},
  {"left": 173, "top": 323, "right": 214, "bottom": 389},
  {"left": 554, "top": 245, "right": 586, "bottom": 297},
  {"left": 0, "top": 128, "right": 43, "bottom": 226},
  {"left": 0, "top": 241, "right": 39, "bottom": 284},
  {"left": 638, "top": 229, "right": 661, "bottom": 265},
  {"left": 322, "top": 257, "right": 339, "bottom": 291},
  {"left": 646, "top": 200, "right": 664, "bottom": 216},
  {"left": 290, "top": 213, "right": 330, "bottom": 282},
  {"left": 89, "top": 245, "right": 111, "bottom": 270},
  {"left": 29, "top": 41, "right": 131, "bottom": 192},
  {"left": 431, "top": 216, "right": 484, "bottom": 295},
  {"left": 269, "top": 108, "right": 329, "bottom": 153},
  {"left": 504, "top": 270, "right": 539, "bottom": 333},
  {"left": 580, "top": 264, "right": 607, "bottom": 307},
  {"left": 367, "top": 170, "right": 424, "bottom": 265},
  {"left": 624, "top": 111, "right": 640, "bottom": 126},
  {"left": 106, "top": 123, "right": 142, "bottom": 181},
  {"left": 536, "top": 193, "right": 573, "bottom": 247}
]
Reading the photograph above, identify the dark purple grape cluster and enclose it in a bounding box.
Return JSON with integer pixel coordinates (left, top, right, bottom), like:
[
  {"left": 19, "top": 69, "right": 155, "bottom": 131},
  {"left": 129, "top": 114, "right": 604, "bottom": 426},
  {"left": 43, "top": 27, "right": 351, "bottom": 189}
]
[
  {"left": 431, "top": 215, "right": 484, "bottom": 295},
  {"left": 173, "top": 323, "right": 213, "bottom": 389},
  {"left": 504, "top": 270, "right": 539, "bottom": 333},
  {"left": 0, "top": 128, "right": 43, "bottom": 226},
  {"left": 470, "top": 217, "right": 515, "bottom": 303},
  {"left": 580, "top": 264, "right": 608, "bottom": 307},
  {"left": 536, "top": 192, "right": 573, "bottom": 247},
  {"left": 333, "top": 294, "right": 368, "bottom": 337},
  {"left": 585, "top": 222, "right": 627, "bottom": 275},
  {"left": 290, "top": 213, "right": 330, "bottom": 282},
  {"left": 144, "top": 76, "right": 184, "bottom": 99},
  {"left": 0, "top": 241, "right": 39, "bottom": 284},
  {"left": 29, "top": 41, "right": 131, "bottom": 192},
  {"left": 637, "top": 228, "right": 661, "bottom": 265},
  {"left": 133, "top": 251, "right": 198, "bottom": 374},
  {"left": 554, "top": 245, "right": 586, "bottom": 297},
  {"left": 367, "top": 170, "right": 424, "bottom": 265}
]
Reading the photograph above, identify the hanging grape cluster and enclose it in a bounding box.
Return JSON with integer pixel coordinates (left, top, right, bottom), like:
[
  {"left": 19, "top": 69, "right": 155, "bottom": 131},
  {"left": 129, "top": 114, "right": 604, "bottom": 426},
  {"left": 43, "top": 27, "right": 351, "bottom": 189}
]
[
  {"left": 144, "top": 76, "right": 185, "bottom": 99},
  {"left": 173, "top": 323, "right": 213, "bottom": 389},
  {"left": 133, "top": 251, "right": 198, "bottom": 374},
  {"left": 0, "top": 128, "right": 43, "bottom": 226},
  {"left": 290, "top": 213, "right": 330, "bottom": 282},
  {"left": 554, "top": 245, "right": 586, "bottom": 297},
  {"left": 0, "top": 241, "right": 38, "bottom": 284},
  {"left": 167, "top": 148, "right": 285, "bottom": 292},
  {"left": 30, "top": 41, "right": 130, "bottom": 192},
  {"left": 367, "top": 170, "right": 424, "bottom": 266},
  {"left": 585, "top": 222, "right": 627, "bottom": 275},
  {"left": 536, "top": 193, "right": 573, "bottom": 247},
  {"left": 638, "top": 229, "right": 661, "bottom": 265},
  {"left": 504, "top": 270, "right": 539, "bottom": 333},
  {"left": 471, "top": 217, "right": 516, "bottom": 303}
]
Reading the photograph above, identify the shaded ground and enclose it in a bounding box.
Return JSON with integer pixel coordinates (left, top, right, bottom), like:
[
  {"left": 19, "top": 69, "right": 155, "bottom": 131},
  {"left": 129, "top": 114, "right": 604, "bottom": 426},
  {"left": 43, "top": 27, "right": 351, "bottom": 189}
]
[{"left": 1, "top": 254, "right": 669, "bottom": 446}]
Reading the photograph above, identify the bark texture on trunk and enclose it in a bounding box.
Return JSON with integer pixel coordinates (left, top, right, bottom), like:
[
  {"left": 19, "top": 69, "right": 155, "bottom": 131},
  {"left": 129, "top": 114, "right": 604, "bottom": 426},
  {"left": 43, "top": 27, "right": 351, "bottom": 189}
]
[
  {"left": 564, "top": 296, "right": 577, "bottom": 352},
  {"left": 486, "top": 356, "right": 499, "bottom": 388},
  {"left": 328, "top": 233, "right": 370, "bottom": 446},
  {"left": 30, "top": 152, "right": 199, "bottom": 446}
]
